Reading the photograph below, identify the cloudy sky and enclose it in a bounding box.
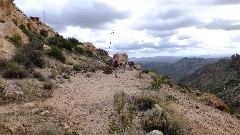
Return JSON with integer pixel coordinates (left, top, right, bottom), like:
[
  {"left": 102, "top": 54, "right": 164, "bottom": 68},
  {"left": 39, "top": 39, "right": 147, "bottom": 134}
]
[{"left": 14, "top": 0, "right": 240, "bottom": 58}]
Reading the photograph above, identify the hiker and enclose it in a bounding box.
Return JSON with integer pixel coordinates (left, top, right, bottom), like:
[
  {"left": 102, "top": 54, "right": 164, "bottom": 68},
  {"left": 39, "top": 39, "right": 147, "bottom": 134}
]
[
  {"left": 128, "top": 61, "right": 134, "bottom": 71},
  {"left": 120, "top": 60, "right": 124, "bottom": 73},
  {"left": 112, "top": 58, "right": 120, "bottom": 78},
  {"left": 123, "top": 61, "right": 127, "bottom": 73}
]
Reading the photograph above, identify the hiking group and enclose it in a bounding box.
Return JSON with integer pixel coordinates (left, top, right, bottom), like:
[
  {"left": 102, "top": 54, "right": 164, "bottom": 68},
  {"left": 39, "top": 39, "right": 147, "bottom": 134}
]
[{"left": 112, "top": 58, "right": 134, "bottom": 78}]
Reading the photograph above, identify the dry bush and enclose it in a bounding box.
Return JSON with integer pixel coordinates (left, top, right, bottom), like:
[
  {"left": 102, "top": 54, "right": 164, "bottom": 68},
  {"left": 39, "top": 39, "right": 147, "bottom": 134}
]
[
  {"left": 135, "top": 95, "right": 156, "bottom": 111},
  {"left": 199, "top": 93, "right": 228, "bottom": 111}
]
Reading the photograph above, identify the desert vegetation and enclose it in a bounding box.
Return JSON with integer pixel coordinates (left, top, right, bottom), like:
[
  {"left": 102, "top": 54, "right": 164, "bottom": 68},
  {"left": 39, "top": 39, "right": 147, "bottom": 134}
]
[{"left": 110, "top": 90, "right": 188, "bottom": 135}]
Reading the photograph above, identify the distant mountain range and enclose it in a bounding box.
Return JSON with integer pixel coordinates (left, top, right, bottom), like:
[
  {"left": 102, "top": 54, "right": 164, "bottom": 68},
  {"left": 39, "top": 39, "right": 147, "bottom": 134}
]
[
  {"left": 138, "top": 57, "right": 220, "bottom": 81},
  {"left": 129, "top": 55, "right": 230, "bottom": 63},
  {"left": 129, "top": 56, "right": 183, "bottom": 63}
]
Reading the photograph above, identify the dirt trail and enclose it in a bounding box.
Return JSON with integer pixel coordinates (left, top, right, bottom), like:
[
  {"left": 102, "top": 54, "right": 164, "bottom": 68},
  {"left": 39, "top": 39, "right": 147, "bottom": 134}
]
[
  {"left": 43, "top": 69, "right": 240, "bottom": 135},
  {"left": 1, "top": 69, "right": 240, "bottom": 134},
  {"left": 44, "top": 70, "right": 142, "bottom": 134}
]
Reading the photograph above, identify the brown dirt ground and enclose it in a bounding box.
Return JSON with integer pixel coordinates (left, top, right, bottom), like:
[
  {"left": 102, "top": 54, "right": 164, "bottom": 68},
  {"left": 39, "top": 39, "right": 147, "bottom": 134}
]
[{"left": 0, "top": 69, "right": 239, "bottom": 135}]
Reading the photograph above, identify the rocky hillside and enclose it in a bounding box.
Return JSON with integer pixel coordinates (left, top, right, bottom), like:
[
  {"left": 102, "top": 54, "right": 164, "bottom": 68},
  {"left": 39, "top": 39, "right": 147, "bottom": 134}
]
[
  {"left": 140, "top": 57, "right": 219, "bottom": 81},
  {"left": 0, "top": 0, "right": 56, "bottom": 59},
  {"left": 181, "top": 57, "right": 240, "bottom": 112}
]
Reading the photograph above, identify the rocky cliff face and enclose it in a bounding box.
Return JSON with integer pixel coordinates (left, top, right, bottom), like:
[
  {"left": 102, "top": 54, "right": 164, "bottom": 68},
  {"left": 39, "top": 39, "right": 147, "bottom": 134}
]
[
  {"left": 231, "top": 54, "right": 240, "bottom": 73},
  {"left": 0, "top": 0, "right": 56, "bottom": 59}
]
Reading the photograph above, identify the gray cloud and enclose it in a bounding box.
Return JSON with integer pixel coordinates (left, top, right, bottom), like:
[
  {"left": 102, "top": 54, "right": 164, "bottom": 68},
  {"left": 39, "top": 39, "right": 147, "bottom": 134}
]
[
  {"left": 155, "top": 8, "right": 189, "bottom": 20},
  {"left": 23, "top": 0, "right": 130, "bottom": 32},
  {"left": 112, "top": 36, "right": 200, "bottom": 54},
  {"left": 135, "top": 6, "right": 201, "bottom": 31},
  {"left": 212, "top": 0, "right": 240, "bottom": 5},
  {"left": 137, "top": 16, "right": 201, "bottom": 31},
  {"left": 113, "top": 42, "right": 157, "bottom": 50},
  {"left": 61, "top": 0, "right": 129, "bottom": 28},
  {"left": 177, "top": 34, "right": 191, "bottom": 40},
  {"left": 149, "top": 30, "right": 178, "bottom": 38},
  {"left": 199, "top": 18, "right": 240, "bottom": 31}
]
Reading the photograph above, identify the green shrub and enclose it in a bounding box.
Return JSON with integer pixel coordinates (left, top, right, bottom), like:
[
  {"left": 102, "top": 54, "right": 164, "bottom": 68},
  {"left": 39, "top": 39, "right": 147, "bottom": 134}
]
[
  {"left": 114, "top": 92, "right": 126, "bottom": 114},
  {"left": 151, "top": 76, "right": 164, "bottom": 90},
  {"left": 64, "top": 130, "right": 79, "bottom": 135},
  {"left": 13, "top": 41, "right": 45, "bottom": 68},
  {"left": 40, "top": 29, "right": 48, "bottom": 38},
  {"left": 73, "top": 64, "right": 82, "bottom": 71},
  {"left": 127, "top": 104, "right": 137, "bottom": 115},
  {"left": 32, "top": 71, "right": 45, "bottom": 81},
  {"left": 74, "top": 46, "right": 84, "bottom": 54},
  {"left": 108, "top": 121, "right": 121, "bottom": 134},
  {"left": 44, "top": 82, "right": 53, "bottom": 90},
  {"left": 48, "top": 46, "right": 66, "bottom": 62},
  {"left": 48, "top": 34, "right": 73, "bottom": 51},
  {"left": 143, "top": 109, "right": 185, "bottom": 135},
  {"left": 104, "top": 60, "right": 112, "bottom": 66},
  {"left": 29, "top": 32, "right": 43, "bottom": 42},
  {"left": 0, "top": 59, "right": 7, "bottom": 71},
  {"left": 67, "top": 37, "right": 81, "bottom": 46},
  {"left": 135, "top": 95, "right": 156, "bottom": 111},
  {"left": 9, "top": 34, "right": 22, "bottom": 47},
  {"left": 19, "top": 24, "right": 30, "bottom": 36},
  {"left": 49, "top": 69, "right": 58, "bottom": 79},
  {"left": 85, "top": 49, "right": 94, "bottom": 57},
  {"left": 119, "top": 112, "right": 131, "bottom": 129},
  {"left": 3, "top": 62, "right": 26, "bottom": 78}
]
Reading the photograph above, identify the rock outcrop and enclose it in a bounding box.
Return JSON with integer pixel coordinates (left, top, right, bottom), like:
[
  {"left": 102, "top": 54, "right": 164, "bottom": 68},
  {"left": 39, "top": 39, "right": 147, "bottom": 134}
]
[
  {"left": 80, "top": 42, "right": 97, "bottom": 56},
  {"left": 231, "top": 54, "right": 240, "bottom": 73},
  {"left": 113, "top": 53, "right": 128, "bottom": 62}
]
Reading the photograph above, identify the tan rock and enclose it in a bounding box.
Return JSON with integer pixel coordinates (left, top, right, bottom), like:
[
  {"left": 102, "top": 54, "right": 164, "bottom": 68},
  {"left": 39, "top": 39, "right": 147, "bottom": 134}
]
[
  {"left": 0, "top": 36, "right": 15, "bottom": 59},
  {"left": 81, "top": 42, "right": 97, "bottom": 56},
  {"left": 133, "top": 64, "right": 141, "bottom": 71}
]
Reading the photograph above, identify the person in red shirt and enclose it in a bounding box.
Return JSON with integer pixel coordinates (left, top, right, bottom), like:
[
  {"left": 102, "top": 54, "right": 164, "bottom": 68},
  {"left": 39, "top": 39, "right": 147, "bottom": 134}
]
[{"left": 112, "top": 58, "right": 120, "bottom": 78}]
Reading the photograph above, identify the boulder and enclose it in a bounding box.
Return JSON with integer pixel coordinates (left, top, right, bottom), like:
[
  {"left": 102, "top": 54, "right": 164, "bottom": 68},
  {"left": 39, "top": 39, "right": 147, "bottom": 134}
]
[
  {"left": 2, "top": 85, "right": 24, "bottom": 100},
  {"left": 133, "top": 64, "right": 141, "bottom": 70},
  {"left": 146, "top": 130, "right": 163, "bottom": 135}
]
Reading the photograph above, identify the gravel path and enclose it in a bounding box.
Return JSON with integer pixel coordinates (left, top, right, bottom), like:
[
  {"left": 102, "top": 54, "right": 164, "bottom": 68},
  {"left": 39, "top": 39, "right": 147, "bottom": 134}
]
[{"left": 44, "top": 70, "right": 142, "bottom": 134}]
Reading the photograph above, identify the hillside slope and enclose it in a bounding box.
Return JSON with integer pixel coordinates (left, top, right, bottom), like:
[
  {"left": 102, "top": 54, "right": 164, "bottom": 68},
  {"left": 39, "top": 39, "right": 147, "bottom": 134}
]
[{"left": 181, "top": 58, "right": 240, "bottom": 111}]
